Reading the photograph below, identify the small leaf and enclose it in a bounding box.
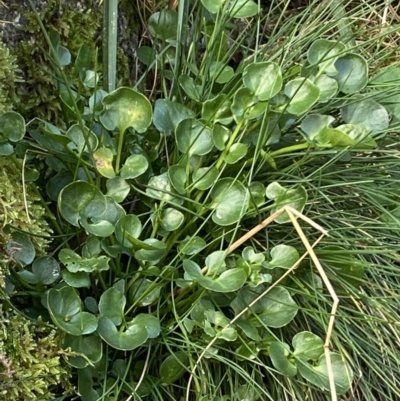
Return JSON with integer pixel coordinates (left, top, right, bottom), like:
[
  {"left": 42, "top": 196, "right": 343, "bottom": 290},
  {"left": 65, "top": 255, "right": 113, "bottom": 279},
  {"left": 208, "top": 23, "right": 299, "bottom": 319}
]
[
  {"left": 315, "top": 127, "right": 356, "bottom": 148},
  {"left": 205, "top": 251, "right": 227, "bottom": 275},
  {"left": 297, "top": 353, "right": 353, "bottom": 395},
  {"left": 301, "top": 114, "right": 335, "bottom": 141},
  {"left": 243, "top": 62, "right": 282, "bottom": 101},
  {"left": 93, "top": 147, "right": 115, "bottom": 178},
  {"left": 62, "top": 270, "right": 91, "bottom": 288},
  {"left": 160, "top": 208, "right": 184, "bottom": 231},
  {"left": 178, "top": 236, "right": 206, "bottom": 256},
  {"left": 210, "top": 62, "right": 234, "bottom": 84},
  {"left": 136, "top": 46, "right": 158, "bottom": 67},
  {"left": 6, "top": 231, "right": 35, "bottom": 267},
  {"left": 192, "top": 166, "right": 218, "bottom": 190},
  {"left": 130, "top": 278, "right": 161, "bottom": 306},
  {"left": 202, "top": 95, "right": 233, "bottom": 125},
  {"left": 270, "top": 342, "right": 297, "bottom": 377},
  {"left": 160, "top": 352, "right": 189, "bottom": 384},
  {"left": 269, "top": 245, "right": 299, "bottom": 268},
  {"left": 176, "top": 118, "right": 213, "bottom": 156},
  {"left": 106, "top": 176, "right": 130, "bottom": 203},
  {"left": 231, "top": 87, "right": 268, "bottom": 121},
  {"left": 0, "top": 111, "right": 25, "bottom": 142},
  {"left": 47, "top": 287, "right": 97, "bottom": 335},
  {"left": 198, "top": 269, "right": 247, "bottom": 293},
  {"left": 284, "top": 78, "right": 320, "bottom": 115},
  {"left": 114, "top": 214, "right": 142, "bottom": 248},
  {"left": 62, "top": 334, "right": 102, "bottom": 368},
  {"left": 307, "top": 40, "right": 346, "bottom": 76},
  {"left": 32, "top": 256, "right": 60, "bottom": 285},
  {"left": 168, "top": 165, "right": 186, "bottom": 194},
  {"left": 201, "top": 0, "right": 223, "bottom": 14},
  {"left": 148, "top": 10, "right": 178, "bottom": 42},
  {"left": 313, "top": 74, "right": 338, "bottom": 102},
  {"left": 100, "top": 87, "right": 152, "bottom": 133},
  {"left": 66, "top": 124, "right": 98, "bottom": 154},
  {"left": 135, "top": 239, "right": 166, "bottom": 261},
  {"left": 292, "top": 331, "right": 324, "bottom": 361},
  {"left": 120, "top": 154, "right": 149, "bottom": 179},
  {"left": 133, "top": 314, "right": 161, "bottom": 338},
  {"left": 211, "top": 178, "right": 249, "bottom": 226},
  {"left": 230, "top": 0, "right": 259, "bottom": 18},
  {"left": 97, "top": 316, "right": 148, "bottom": 351},
  {"left": 341, "top": 98, "right": 389, "bottom": 134},
  {"left": 99, "top": 287, "right": 126, "bottom": 326},
  {"left": 75, "top": 43, "right": 93, "bottom": 72},
  {"left": 146, "top": 172, "right": 181, "bottom": 204},
  {"left": 154, "top": 99, "right": 195, "bottom": 134},
  {"left": 179, "top": 74, "right": 202, "bottom": 102},
  {"left": 334, "top": 54, "right": 368, "bottom": 94},
  {"left": 212, "top": 124, "right": 231, "bottom": 150},
  {"left": 266, "top": 182, "right": 307, "bottom": 224},
  {"left": 223, "top": 143, "right": 247, "bottom": 164}
]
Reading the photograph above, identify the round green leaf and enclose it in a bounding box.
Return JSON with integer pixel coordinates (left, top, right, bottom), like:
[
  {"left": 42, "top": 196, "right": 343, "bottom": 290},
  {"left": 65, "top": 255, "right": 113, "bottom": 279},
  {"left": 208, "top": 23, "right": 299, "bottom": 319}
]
[
  {"left": 133, "top": 314, "right": 161, "bottom": 338},
  {"left": 114, "top": 214, "right": 142, "bottom": 248},
  {"left": 66, "top": 124, "right": 98, "bottom": 154},
  {"left": 160, "top": 352, "right": 189, "bottom": 384},
  {"left": 134, "top": 239, "right": 166, "bottom": 261},
  {"left": 98, "top": 316, "right": 148, "bottom": 351},
  {"left": 313, "top": 74, "right": 338, "bottom": 102},
  {"left": 6, "top": 231, "right": 35, "bottom": 267},
  {"left": 315, "top": 127, "right": 356, "bottom": 148},
  {"left": 301, "top": 114, "right": 335, "bottom": 141},
  {"left": 178, "top": 74, "right": 201, "bottom": 101},
  {"left": 47, "top": 287, "right": 98, "bottom": 335},
  {"left": 211, "top": 178, "right": 249, "bottom": 226},
  {"left": 0, "top": 141, "right": 14, "bottom": 155},
  {"left": 130, "top": 278, "right": 161, "bottom": 306},
  {"left": 178, "top": 236, "right": 206, "bottom": 256},
  {"left": 154, "top": 99, "right": 195, "bottom": 135},
  {"left": 93, "top": 147, "right": 115, "bottom": 178},
  {"left": 297, "top": 353, "right": 353, "bottom": 395},
  {"left": 202, "top": 95, "right": 233, "bottom": 126},
  {"left": 100, "top": 87, "right": 152, "bottom": 133},
  {"left": 32, "top": 256, "right": 60, "bottom": 285},
  {"left": 307, "top": 39, "right": 346, "bottom": 76},
  {"left": 243, "top": 62, "right": 282, "bottom": 101},
  {"left": 62, "top": 270, "right": 91, "bottom": 288},
  {"left": 46, "top": 171, "right": 73, "bottom": 201},
  {"left": 201, "top": 0, "right": 223, "bottom": 14},
  {"left": 266, "top": 182, "right": 308, "bottom": 224},
  {"left": 106, "top": 176, "right": 130, "bottom": 203},
  {"left": 160, "top": 208, "right": 184, "bottom": 231},
  {"left": 259, "top": 287, "right": 298, "bottom": 327},
  {"left": 212, "top": 124, "right": 231, "bottom": 150},
  {"left": 292, "top": 331, "right": 324, "bottom": 361},
  {"left": 99, "top": 287, "right": 126, "bottom": 326},
  {"left": 89, "top": 89, "right": 107, "bottom": 115},
  {"left": 192, "top": 166, "right": 218, "bottom": 190},
  {"left": 62, "top": 334, "right": 103, "bottom": 368},
  {"left": 148, "top": 10, "right": 178, "bottom": 42},
  {"left": 284, "top": 78, "right": 320, "bottom": 115},
  {"left": 230, "top": 0, "right": 259, "bottom": 18},
  {"left": 335, "top": 124, "right": 375, "bottom": 148},
  {"left": 223, "top": 143, "right": 247, "bottom": 164},
  {"left": 231, "top": 87, "right": 268, "bottom": 121},
  {"left": 334, "top": 54, "right": 368, "bottom": 94},
  {"left": 176, "top": 118, "right": 213, "bottom": 156},
  {"left": 120, "top": 154, "right": 149, "bottom": 179},
  {"left": 341, "top": 98, "right": 389, "bottom": 134},
  {"left": 58, "top": 181, "right": 107, "bottom": 227},
  {"left": 146, "top": 172, "right": 182, "bottom": 204},
  {"left": 137, "top": 46, "right": 158, "bottom": 67},
  {"left": 0, "top": 111, "right": 25, "bottom": 142},
  {"left": 206, "top": 250, "right": 227, "bottom": 275},
  {"left": 210, "top": 62, "right": 234, "bottom": 84},
  {"left": 269, "top": 245, "right": 299, "bottom": 269},
  {"left": 168, "top": 165, "right": 186, "bottom": 195},
  {"left": 269, "top": 342, "right": 297, "bottom": 377},
  {"left": 198, "top": 269, "right": 247, "bottom": 293}
]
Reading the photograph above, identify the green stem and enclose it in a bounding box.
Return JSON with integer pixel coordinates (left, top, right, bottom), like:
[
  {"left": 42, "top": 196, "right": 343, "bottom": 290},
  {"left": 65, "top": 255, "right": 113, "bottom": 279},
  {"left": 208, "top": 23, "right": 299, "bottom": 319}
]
[
  {"left": 115, "top": 128, "right": 126, "bottom": 174},
  {"left": 103, "top": 0, "right": 118, "bottom": 92},
  {"left": 269, "top": 142, "right": 311, "bottom": 158}
]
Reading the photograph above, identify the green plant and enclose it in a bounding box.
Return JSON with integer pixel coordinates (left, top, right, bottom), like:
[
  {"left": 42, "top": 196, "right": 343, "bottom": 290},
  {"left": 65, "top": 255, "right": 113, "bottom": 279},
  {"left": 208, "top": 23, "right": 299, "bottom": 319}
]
[{"left": 3, "top": 0, "right": 400, "bottom": 400}]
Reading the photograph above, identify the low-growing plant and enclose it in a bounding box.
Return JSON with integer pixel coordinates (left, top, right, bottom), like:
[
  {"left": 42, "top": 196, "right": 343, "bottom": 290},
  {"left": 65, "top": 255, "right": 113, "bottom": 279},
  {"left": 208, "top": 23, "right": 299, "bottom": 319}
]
[{"left": 2, "top": 0, "right": 400, "bottom": 400}]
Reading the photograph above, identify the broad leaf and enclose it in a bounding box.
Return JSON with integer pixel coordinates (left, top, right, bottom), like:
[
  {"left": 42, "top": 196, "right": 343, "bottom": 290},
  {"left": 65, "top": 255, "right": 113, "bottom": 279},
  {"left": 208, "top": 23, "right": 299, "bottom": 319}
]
[
  {"left": 6, "top": 231, "right": 35, "bottom": 267},
  {"left": 334, "top": 54, "right": 368, "bottom": 94},
  {"left": 100, "top": 87, "right": 152, "bottom": 133},
  {"left": 301, "top": 114, "right": 335, "bottom": 141},
  {"left": 106, "top": 176, "right": 130, "bottom": 203},
  {"left": 292, "top": 331, "right": 324, "bottom": 361},
  {"left": 160, "top": 352, "right": 189, "bottom": 384},
  {"left": 93, "top": 147, "right": 115, "bottom": 178},
  {"left": 269, "top": 342, "right": 297, "bottom": 377},
  {"left": 224, "top": 143, "right": 247, "bottom": 164},
  {"left": 120, "top": 154, "right": 149, "bottom": 179},
  {"left": 99, "top": 287, "right": 126, "bottom": 325},
  {"left": 192, "top": 166, "right": 219, "bottom": 190},
  {"left": 32, "top": 256, "right": 60, "bottom": 285},
  {"left": 313, "top": 74, "right": 338, "bottom": 102},
  {"left": 168, "top": 165, "right": 186, "bottom": 194},
  {"left": 268, "top": 244, "right": 299, "bottom": 268},
  {"left": 62, "top": 334, "right": 102, "bottom": 368},
  {"left": 0, "top": 111, "right": 25, "bottom": 142},
  {"left": 148, "top": 10, "right": 178, "bottom": 42},
  {"left": 153, "top": 99, "right": 195, "bottom": 134},
  {"left": 307, "top": 39, "right": 346, "bottom": 76},
  {"left": 160, "top": 208, "right": 184, "bottom": 231},
  {"left": 176, "top": 118, "right": 213, "bottom": 156},
  {"left": 199, "top": 268, "right": 247, "bottom": 293},
  {"left": 202, "top": 95, "right": 233, "bottom": 125},
  {"left": 243, "top": 62, "right": 282, "bottom": 101},
  {"left": 284, "top": 78, "right": 320, "bottom": 115}
]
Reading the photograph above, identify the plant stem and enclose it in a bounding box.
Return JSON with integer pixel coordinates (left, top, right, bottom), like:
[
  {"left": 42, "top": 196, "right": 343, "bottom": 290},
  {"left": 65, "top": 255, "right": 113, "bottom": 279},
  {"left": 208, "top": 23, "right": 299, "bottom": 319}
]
[
  {"left": 115, "top": 129, "right": 126, "bottom": 174},
  {"left": 269, "top": 142, "right": 310, "bottom": 158}
]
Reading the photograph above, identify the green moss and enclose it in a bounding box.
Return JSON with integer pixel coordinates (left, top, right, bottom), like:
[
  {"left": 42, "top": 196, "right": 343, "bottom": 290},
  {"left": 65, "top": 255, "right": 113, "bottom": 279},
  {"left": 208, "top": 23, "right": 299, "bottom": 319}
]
[
  {"left": 0, "top": 306, "right": 72, "bottom": 400},
  {"left": 14, "top": 1, "right": 102, "bottom": 124},
  {"left": 0, "top": 157, "right": 51, "bottom": 287},
  {"left": 0, "top": 39, "right": 19, "bottom": 114}
]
